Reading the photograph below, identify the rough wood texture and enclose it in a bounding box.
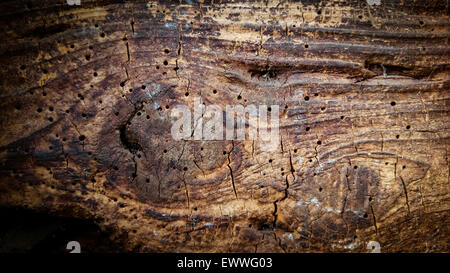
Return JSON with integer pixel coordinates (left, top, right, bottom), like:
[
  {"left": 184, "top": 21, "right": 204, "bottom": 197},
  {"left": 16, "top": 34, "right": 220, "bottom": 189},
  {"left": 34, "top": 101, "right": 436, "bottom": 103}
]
[{"left": 0, "top": 0, "right": 449, "bottom": 252}]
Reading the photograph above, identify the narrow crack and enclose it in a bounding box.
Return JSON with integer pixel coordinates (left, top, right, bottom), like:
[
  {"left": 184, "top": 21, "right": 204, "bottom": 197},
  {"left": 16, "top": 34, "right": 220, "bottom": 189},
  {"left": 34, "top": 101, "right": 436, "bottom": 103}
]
[
  {"left": 124, "top": 66, "right": 130, "bottom": 81},
  {"left": 190, "top": 97, "right": 205, "bottom": 138},
  {"left": 288, "top": 150, "right": 296, "bottom": 179},
  {"left": 176, "top": 141, "right": 186, "bottom": 165},
  {"left": 340, "top": 167, "right": 351, "bottom": 236},
  {"left": 130, "top": 20, "right": 135, "bottom": 34},
  {"left": 131, "top": 155, "right": 137, "bottom": 182},
  {"left": 280, "top": 136, "right": 284, "bottom": 153},
  {"left": 313, "top": 142, "right": 320, "bottom": 166},
  {"left": 174, "top": 7, "right": 183, "bottom": 79},
  {"left": 394, "top": 156, "right": 398, "bottom": 184},
  {"left": 370, "top": 204, "right": 378, "bottom": 234},
  {"left": 182, "top": 172, "right": 190, "bottom": 208},
  {"left": 273, "top": 231, "right": 287, "bottom": 253},
  {"left": 227, "top": 140, "right": 238, "bottom": 198},
  {"left": 272, "top": 200, "right": 278, "bottom": 228},
  {"left": 193, "top": 159, "right": 206, "bottom": 177},
  {"left": 399, "top": 176, "right": 411, "bottom": 214},
  {"left": 273, "top": 152, "right": 293, "bottom": 229},
  {"left": 125, "top": 41, "right": 130, "bottom": 62}
]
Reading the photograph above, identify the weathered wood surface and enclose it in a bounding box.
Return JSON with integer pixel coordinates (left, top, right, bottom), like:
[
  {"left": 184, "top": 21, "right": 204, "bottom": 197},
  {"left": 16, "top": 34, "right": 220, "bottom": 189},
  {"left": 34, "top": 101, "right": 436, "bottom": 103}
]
[{"left": 0, "top": 0, "right": 449, "bottom": 252}]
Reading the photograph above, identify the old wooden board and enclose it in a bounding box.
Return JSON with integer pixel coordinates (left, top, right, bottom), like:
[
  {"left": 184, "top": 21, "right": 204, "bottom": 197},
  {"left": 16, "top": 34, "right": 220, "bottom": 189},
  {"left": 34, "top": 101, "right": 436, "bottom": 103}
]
[{"left": 0, "top": 0, "right": 449, "bottom": 252}]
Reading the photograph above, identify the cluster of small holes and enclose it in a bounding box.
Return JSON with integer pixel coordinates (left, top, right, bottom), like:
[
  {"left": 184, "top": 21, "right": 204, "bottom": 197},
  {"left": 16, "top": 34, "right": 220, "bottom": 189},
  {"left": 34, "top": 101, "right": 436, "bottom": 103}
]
[{"left": 19, "top": 10, "right": 424, "bottom": 210}]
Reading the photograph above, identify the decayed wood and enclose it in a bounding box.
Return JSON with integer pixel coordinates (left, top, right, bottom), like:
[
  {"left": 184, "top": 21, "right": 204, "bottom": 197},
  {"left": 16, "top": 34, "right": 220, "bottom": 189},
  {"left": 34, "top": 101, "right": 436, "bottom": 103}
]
[{"left": 0, "top": 0, "right": 449, "bottom": 252}]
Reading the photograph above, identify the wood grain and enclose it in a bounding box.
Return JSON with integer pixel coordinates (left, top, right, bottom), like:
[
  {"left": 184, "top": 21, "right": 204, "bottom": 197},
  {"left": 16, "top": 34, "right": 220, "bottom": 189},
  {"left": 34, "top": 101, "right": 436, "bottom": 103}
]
[{"left": 0, "top": 0, "right": 449, "bottom": 252}]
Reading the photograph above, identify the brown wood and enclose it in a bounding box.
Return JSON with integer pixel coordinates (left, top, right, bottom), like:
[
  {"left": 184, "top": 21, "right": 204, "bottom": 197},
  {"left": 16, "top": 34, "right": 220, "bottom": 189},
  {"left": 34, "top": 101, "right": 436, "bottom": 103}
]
[{"left": 0, "top": 0, "right": 449, "bottom": 252}]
